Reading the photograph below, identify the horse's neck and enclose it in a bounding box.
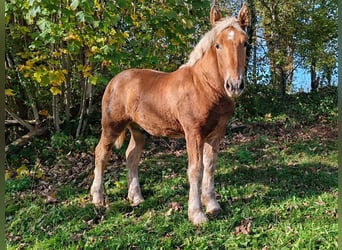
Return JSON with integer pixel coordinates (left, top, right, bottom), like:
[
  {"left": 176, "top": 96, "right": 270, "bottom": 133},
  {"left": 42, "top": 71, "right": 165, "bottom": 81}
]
[{"left": 192, "top": 49, "right": 224, "bottom": 93}]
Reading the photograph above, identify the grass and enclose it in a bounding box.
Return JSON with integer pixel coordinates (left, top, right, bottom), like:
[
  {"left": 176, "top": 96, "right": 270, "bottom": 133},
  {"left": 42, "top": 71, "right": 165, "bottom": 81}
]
[{"left": 6, "top": 119, "right": 337, "bottom": 249}]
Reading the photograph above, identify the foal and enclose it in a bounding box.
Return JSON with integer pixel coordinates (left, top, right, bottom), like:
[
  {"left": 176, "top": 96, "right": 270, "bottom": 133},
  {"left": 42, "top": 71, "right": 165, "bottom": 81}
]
[{"left": 91, "top": 4, "right": 250, "bottom": 225}]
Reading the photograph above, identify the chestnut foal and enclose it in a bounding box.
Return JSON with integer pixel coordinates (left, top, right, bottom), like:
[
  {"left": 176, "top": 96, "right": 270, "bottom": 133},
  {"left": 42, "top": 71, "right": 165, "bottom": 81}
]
[{"left": 91, "top": 4, "right": 249, "bottom": 225}]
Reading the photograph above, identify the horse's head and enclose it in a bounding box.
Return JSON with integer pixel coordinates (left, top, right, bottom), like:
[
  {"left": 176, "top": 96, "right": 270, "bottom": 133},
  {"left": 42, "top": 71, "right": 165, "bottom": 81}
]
[{"left": 211, "top": 4, "right": 250, "bottom": 98}]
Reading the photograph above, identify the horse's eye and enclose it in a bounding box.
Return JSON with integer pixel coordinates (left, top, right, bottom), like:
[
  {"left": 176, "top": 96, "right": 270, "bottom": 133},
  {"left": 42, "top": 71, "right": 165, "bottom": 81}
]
[
  {"left": 215, "top": 43, "right": 220, "bottom": 49},
  {"left": 243, "top": 41, "right": 248, "bottom": 47}
]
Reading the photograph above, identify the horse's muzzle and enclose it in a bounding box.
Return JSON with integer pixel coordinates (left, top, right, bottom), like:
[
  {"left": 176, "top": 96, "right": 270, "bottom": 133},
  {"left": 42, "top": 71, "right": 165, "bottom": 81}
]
[{"left": 225, "top": 78, "right": 244, "bottom": 98}]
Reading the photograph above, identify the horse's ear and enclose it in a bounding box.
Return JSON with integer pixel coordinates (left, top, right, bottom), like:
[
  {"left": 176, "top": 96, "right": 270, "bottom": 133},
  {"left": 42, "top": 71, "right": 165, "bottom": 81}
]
[
  {"left": 237, "top": 3, "right": 250, "bottom": 30},
  {"left": 210, "top": 6, "right": 222, "bottom": 26}
]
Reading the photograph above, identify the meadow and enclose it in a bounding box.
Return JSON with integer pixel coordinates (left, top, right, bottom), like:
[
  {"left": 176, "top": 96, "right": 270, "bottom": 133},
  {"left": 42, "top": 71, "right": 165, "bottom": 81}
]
[{"left": 5, "top": 86, "right": 338, "bottom": 249}]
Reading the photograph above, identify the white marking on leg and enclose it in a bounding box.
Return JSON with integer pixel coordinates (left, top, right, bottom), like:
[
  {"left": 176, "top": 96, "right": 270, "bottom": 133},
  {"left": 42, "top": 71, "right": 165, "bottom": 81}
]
[{"left": 202, "top": 142, "right": 221, "bottom": 215}]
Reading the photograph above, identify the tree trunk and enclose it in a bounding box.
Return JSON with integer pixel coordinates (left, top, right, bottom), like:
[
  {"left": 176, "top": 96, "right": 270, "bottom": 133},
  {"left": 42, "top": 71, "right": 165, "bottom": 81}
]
[
  {"left": 311, "top": 58, "right": 319, "bottom": 91},
  {"left": 246, "top": 0, "right": 257, "bottom": 84},
  {"left": 52, "top": 95, "right": 60, "bottom": 132},
  {"left": 252, "top": 32, "right": 257, "bottom": 85},
  {"left": 287, "top": 45, "right": 295, "bottom": 88},
  {"left": 76, "top": 78, "right": 89, "bottom": 138},
  {"left": 62, "top": 52, "right": 72, "bottom": 119}
]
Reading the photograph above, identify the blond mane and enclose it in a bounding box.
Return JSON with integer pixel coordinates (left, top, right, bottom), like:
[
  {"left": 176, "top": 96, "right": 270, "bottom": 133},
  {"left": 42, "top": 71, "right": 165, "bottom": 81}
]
[{"left": 182, "top": 17, "right": 245, "bottom": 67}]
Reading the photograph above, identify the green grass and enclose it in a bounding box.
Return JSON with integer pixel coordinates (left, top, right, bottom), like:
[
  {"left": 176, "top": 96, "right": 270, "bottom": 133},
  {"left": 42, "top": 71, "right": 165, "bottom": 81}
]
[{"left": 5, "top": 121, "right": 337, "bottom": 249}]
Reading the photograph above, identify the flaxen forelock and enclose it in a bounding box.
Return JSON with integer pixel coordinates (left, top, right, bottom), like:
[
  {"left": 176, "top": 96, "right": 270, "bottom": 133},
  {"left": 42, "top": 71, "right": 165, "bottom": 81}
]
[{"left": 184, "top": 17, "right": 245, "bottom": 67}]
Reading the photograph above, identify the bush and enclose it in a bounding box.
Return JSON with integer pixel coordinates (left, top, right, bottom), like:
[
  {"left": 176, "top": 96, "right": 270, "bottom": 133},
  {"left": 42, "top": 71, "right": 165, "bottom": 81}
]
[
  {"left": 235, "top": 85, "right": 337, "bottom": 125},
  {"left": 50, "top": 133, "right": 71, "bottom": 153}
]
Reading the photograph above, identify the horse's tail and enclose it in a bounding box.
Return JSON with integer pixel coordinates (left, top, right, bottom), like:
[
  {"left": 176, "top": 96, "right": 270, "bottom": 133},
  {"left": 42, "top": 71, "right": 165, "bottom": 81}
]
[{"left": 114, "top": 130, "right": 126, "bottom": 149}]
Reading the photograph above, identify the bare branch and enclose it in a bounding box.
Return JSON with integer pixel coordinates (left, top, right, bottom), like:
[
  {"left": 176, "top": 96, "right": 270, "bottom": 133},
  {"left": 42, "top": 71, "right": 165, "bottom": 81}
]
[{"left": 5, "top": 107, "right": 34, "bottom": 131}]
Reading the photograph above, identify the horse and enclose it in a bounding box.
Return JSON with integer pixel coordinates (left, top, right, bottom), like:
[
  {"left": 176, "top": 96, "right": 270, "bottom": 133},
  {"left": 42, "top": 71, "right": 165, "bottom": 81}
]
[{"left": 90, "top": 4, "right": 250, "bottom": 225}]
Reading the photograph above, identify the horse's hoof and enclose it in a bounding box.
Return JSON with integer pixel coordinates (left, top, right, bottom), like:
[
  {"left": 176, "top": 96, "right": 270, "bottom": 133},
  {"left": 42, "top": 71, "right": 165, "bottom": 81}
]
[
  {"left": 207, "top": 207, "right": 221, "bottom": 217},
  {"left": 206, "top": 202, "right": 221, "bottom": 217},
  {"left": 130, "top": 199, "right": 144, "bottom": 207},
  {"left": 129, "top": 195, "right": 144, "bottom": 207},
  {"left": 189, "top": 210, "right": 209, "bottom": 226},
  {"left": 91, "top": 192, "right": 104, "bottom": 207}
]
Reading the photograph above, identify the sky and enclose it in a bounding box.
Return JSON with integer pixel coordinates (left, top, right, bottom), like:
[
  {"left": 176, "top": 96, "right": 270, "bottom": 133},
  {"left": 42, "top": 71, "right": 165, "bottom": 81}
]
[{"left": 292, "top": 67, "right": 338, "bottom": 93}]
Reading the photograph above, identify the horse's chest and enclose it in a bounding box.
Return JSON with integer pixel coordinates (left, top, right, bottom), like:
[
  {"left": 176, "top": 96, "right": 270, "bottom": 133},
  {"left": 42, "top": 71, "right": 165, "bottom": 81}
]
[{"left": 198, "top": 97, "right": 235, "bottom": 132}]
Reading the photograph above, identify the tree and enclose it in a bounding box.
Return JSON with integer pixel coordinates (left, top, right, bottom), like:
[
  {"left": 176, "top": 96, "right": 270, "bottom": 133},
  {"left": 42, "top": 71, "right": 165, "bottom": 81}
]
[
  {"left": 5, "top": 0, "right": 338, "bottom": 146},
  {"left": 294, "top": 0, "right": 338, "bottom": 91},
  {"left": 256, "top": 0, "right": 296, "bottom": 95},
  {"left": 5, "top": 0, "right": 208, "bottom": 141}
]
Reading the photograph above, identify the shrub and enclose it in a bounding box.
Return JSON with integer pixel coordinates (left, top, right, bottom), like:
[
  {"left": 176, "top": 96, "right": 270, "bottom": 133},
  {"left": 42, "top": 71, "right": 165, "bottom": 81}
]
[{"left": 235, "top": 85, "right": 337, "bottom": 125}]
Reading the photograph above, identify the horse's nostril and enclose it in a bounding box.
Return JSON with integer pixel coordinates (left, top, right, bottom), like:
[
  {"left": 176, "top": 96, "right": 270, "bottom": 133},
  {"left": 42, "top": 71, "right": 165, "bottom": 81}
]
[
  {"left": 239, "top": 79, "right": 245, "bottom": 90},
  {"left": 225, "top": 81, "right": 231, "bottom": 91}
]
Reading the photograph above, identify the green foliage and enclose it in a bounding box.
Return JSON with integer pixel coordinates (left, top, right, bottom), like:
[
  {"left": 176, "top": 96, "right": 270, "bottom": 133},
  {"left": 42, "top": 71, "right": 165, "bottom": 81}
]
[
  {"left": 294, "top": 0, "right": 338, "bottom": 76},
  {"left": 83, "top": 136, "right": 98, "bottom": 151},
  {"left": 6, "top": 177, "right": 32, "bottom": 193},
  {"left": 6, "top": 0, "right": 209, "bottom": 135},
  {"left": 250, "top": 0, "right": 337, "bottom": 93},
  {"left": 236, "top": 85, "right": 337, "bottom": 125},
  {"left": 50, "top": 133, "right": 70, "bottom": 152},
  {"left": 5, "top": 0, "right": 338, "bottom": 139}
]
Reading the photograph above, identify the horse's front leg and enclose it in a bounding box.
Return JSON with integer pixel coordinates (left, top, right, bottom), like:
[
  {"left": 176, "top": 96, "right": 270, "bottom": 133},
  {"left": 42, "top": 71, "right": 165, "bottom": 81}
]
[
  {"left": 201, "top": 140, "right": 221, "bottom": 216},
  {"left": 186, "top": 135, "right": 208, "bottom": 225}
]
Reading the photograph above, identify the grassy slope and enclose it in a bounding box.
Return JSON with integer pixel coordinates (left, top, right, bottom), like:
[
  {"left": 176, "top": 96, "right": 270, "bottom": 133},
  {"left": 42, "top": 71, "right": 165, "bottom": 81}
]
[
  {"left": 6, "top": 88, "right": 338, "bottom": 249},
  {"left": 6, "top": 121, "right": 337, "bottom": 249}
]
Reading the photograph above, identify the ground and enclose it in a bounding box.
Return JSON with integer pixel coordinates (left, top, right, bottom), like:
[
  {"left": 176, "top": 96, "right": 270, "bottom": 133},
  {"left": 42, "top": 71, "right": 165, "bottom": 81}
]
[{"left": 5, "top": 119, "right": 338, "bottom": 249}]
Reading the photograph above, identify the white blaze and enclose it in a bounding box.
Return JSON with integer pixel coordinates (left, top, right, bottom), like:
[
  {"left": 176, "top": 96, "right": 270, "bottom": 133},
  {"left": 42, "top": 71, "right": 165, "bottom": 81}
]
[{"left": 227, "top": 30, "right": 235, "bottom": 40}]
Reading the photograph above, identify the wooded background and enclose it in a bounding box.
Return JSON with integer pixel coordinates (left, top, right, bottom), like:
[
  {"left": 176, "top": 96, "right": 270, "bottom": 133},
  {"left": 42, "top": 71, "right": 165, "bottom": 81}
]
[{"left": 5, "top": 0, "right": 338, "bottom": 142}]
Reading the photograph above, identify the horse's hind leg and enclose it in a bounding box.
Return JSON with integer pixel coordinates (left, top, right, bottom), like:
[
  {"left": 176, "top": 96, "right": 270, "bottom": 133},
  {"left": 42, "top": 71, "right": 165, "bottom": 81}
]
[
  {"left": 126, "top": 127, "right": 145, "bottom": 206},
  {"left": 91, "top": 129, "right": 117, "bottom": 206}
]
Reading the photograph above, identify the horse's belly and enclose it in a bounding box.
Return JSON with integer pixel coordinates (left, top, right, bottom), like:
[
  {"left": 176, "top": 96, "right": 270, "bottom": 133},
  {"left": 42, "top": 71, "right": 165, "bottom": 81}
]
[
  {"left": 147, "top": 127, "right": 184, "bottom": 138},
  {"left": 132, "top": 115, "right": 184, "bottom": 138}
]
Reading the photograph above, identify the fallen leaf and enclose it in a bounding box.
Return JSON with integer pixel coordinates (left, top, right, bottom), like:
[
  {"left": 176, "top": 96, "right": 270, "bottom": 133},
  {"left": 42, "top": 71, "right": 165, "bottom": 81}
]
[
  {"left": 5, "top": 170, "right": 11, "bottom": 181},
  {"left": 234, "top": 218, "right": 253, "bottom": 235},
  {"left": 16, "top": 165, "right": 29, "bottom": 178},
  {"left": 44, "top": 193, "right": 58, "bottom": 204},
  {"left": 5, "top": 88, "right": 15, "bottom": 96},
  {"left": 168, "top": 202, "right": 182, "bottom": 211}
]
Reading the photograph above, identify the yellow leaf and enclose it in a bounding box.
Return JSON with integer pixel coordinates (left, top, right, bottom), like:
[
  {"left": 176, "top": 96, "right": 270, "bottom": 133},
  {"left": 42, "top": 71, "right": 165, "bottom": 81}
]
[
  {"left": 18, "top": 64, "right": 25, "bottom": 71},
  {"left": 115, "top": 181, "right": 123, "bottom": 189},
  {"left": 31, "top": 168, "right": 43, "bottom": 179},
  {"left": 90, "top": 46, "right": 99, "bottom": 53},
  {"left": 83, "top": 65, "right": 92, "bottom": 78},
  {"left": 16, "top": 165, "right": 29, "bottom": 178},
  {"left": 123, "top": 31, "right": 129, "bottom": 38},
  {"left": 89, "top": 76, "right": 98, "bottom": 85},
  {"left": 96, "top": 37, "right": 106, "bottom": 43},
  {"left": 49, "top": 70, "right": 66, "bottom": 86},
  {"left": 35, "top": 169, "right": 43, "bottom": 179},
  {"left": 52, "top": 51, "right": 60, "bottom": 58},
  {"left": 94, "top": 0, "right": 102, "bottom": 11},
  {"left": 264, "top": 113, "right": 272, "bottom": 119},
  {"left": 50, "top": 87, "right": 61, "bottom": 95},
  {"left": 64, "top": 33, "right": 81, "bottom": 42},
  {"left": 5, "top": 88, "right": 15, "bottom": 96},
  {"left": 60, "top": 48, "right": 68, "bottom": 54},
  {"left": 39, "top": 109, "right": 49, "bottom": 116},
  {"left": 5, "top": 170, "right": 11, "bottom": 181},
  {"left": 33, "top": 71, "right": 42, "bottom": 83},
  {"left": 101, "top": 60, "right": 112, "bottom": 67}
]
